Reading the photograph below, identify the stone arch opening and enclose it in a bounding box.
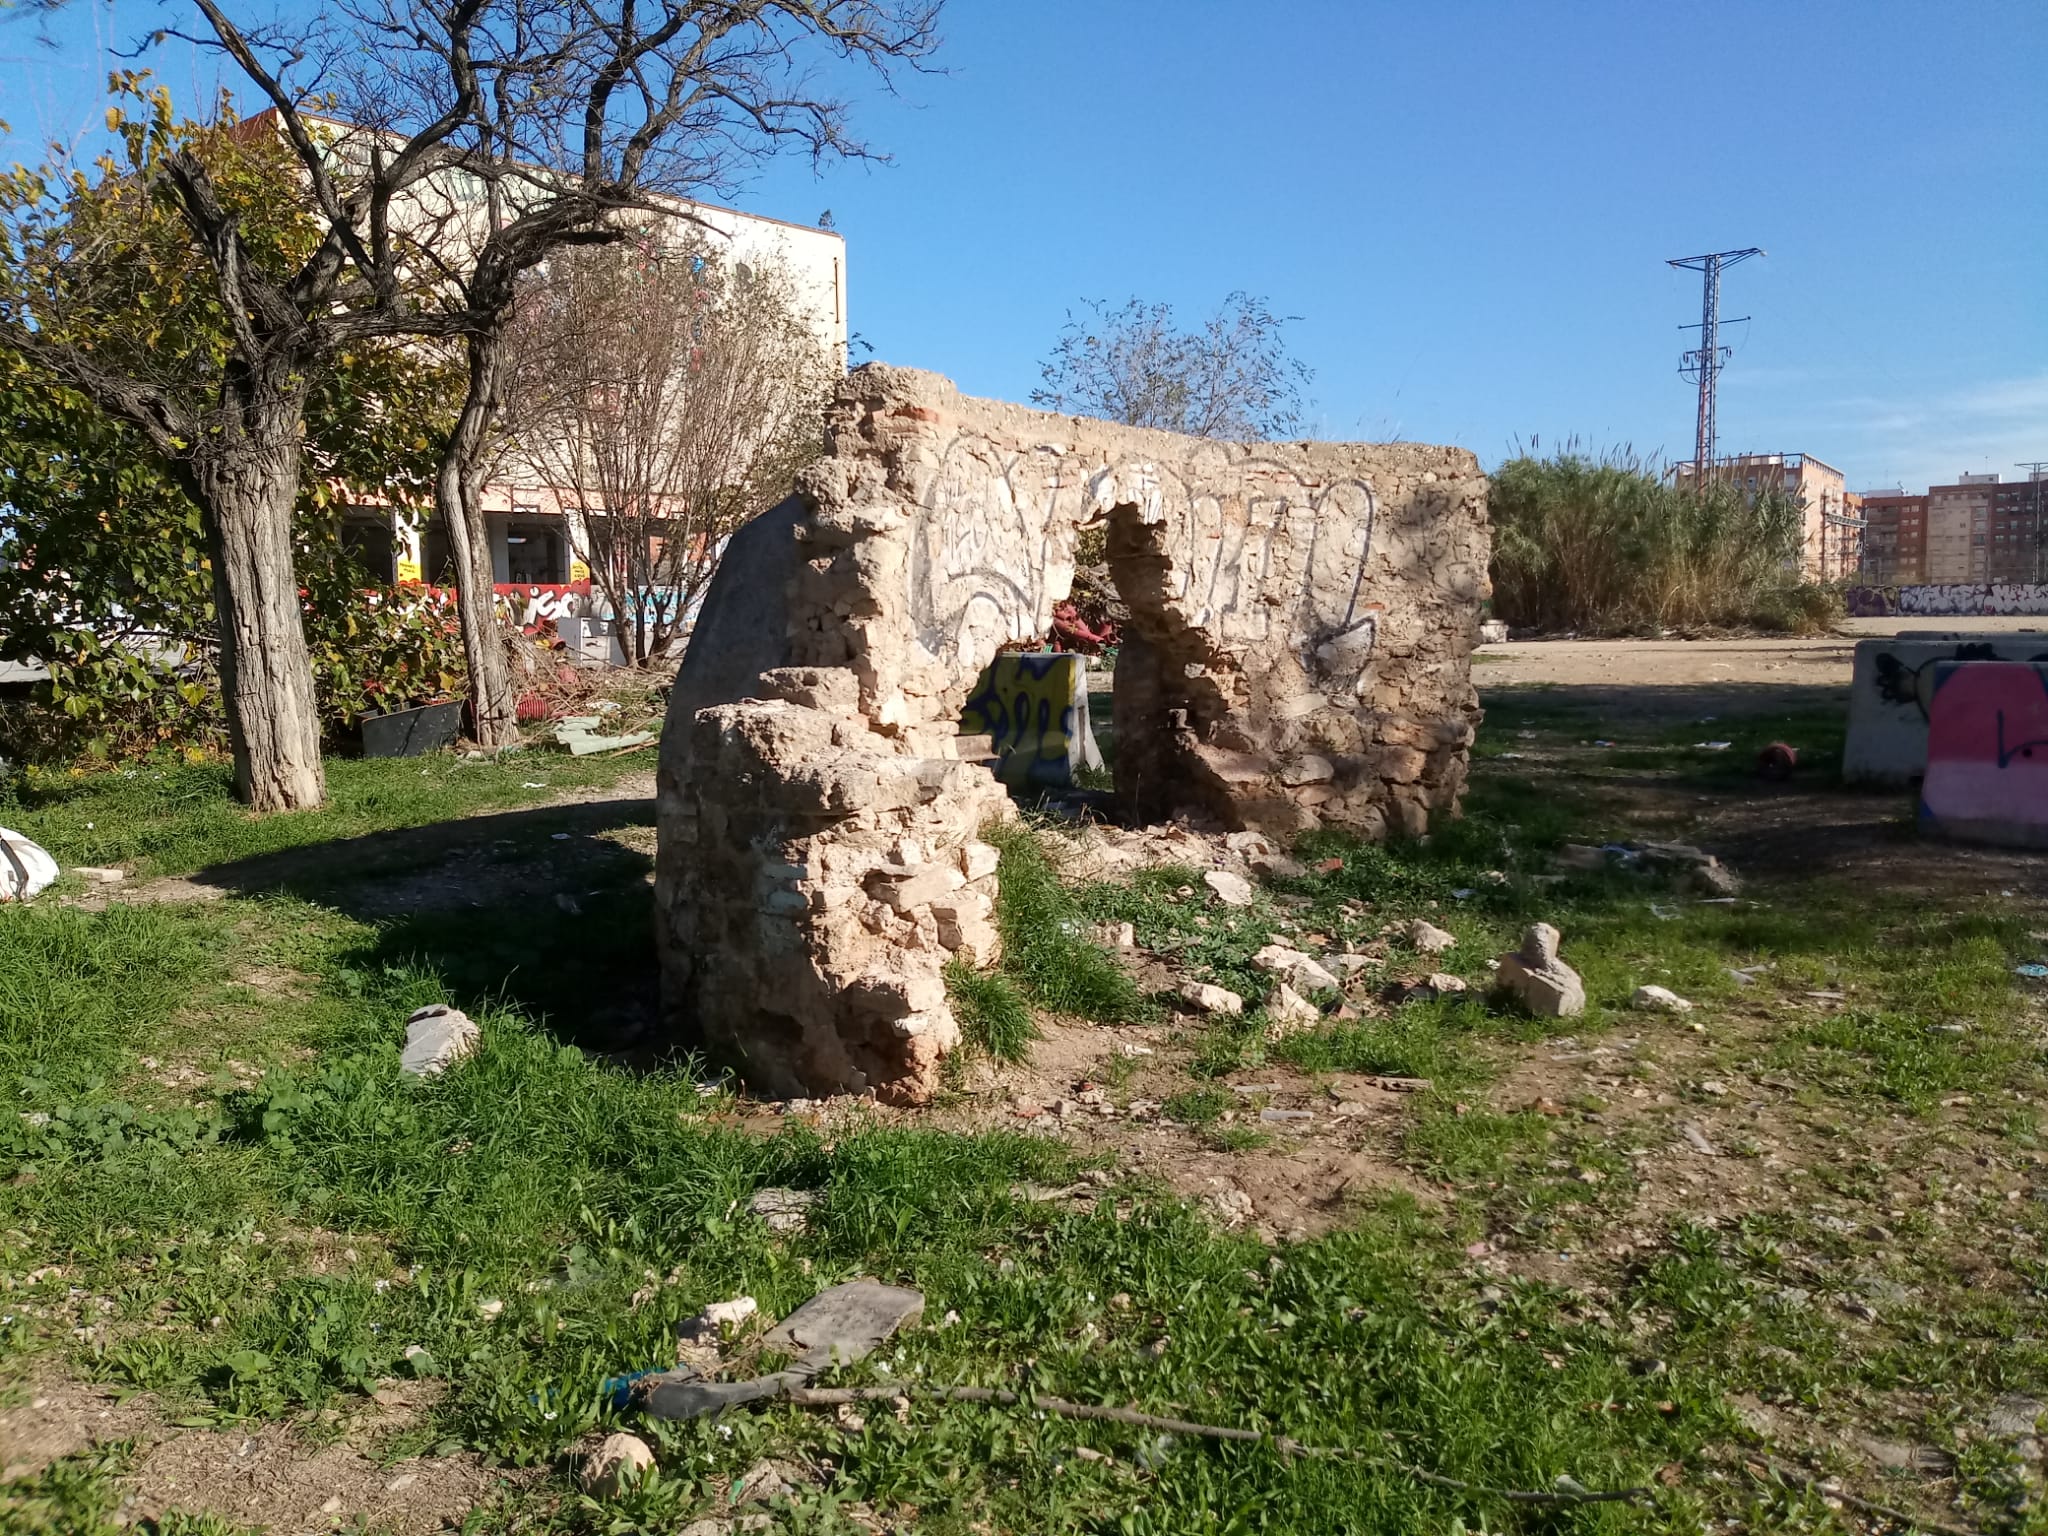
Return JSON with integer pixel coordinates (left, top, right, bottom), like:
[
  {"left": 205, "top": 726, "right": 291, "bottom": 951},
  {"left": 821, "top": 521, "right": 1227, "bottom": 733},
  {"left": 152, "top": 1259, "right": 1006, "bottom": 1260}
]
[{"left": 655, "top": 365, "right": 1489, "bottom": 1105}]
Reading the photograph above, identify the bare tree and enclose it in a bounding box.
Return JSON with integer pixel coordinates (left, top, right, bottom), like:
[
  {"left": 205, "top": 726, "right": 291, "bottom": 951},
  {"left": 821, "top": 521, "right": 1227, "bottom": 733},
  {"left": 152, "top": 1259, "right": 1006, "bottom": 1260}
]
[
  {"left": 500, "top": 237, "right": 834, "bottom": 665},
  {"left": 293, "top": 0, "right": 940, "bottom": 743},
  {"left": 4, "top": 0, "right": 940, "bottom": 802},
  {"left": 1033, "top": 292, "right": 1312, "bottom": 441}
]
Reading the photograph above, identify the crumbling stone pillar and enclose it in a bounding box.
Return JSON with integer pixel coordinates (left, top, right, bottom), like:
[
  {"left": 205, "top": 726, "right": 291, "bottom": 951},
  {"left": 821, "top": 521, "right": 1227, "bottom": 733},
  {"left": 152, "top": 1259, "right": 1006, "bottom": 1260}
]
[{"left": 657, "top": 365, "right": 1490, "bottom": 1102}]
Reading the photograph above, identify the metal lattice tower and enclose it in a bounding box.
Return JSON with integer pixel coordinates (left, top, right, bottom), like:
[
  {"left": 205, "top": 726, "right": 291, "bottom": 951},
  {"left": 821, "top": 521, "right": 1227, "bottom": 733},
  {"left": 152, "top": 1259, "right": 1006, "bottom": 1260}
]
[
  {"left": 2022, "top": 461, "right": 2048, "bottom": 582},
  {"left": 1668, "top": 248, "right": 1764, "bottom": 484}
]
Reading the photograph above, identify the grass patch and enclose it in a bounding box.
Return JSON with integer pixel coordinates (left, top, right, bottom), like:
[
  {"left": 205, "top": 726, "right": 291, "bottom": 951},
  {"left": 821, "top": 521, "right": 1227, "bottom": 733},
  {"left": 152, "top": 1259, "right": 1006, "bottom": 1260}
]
[
  {"left": 984, "top": 822, "right": 1142, "bottom": 1023},
  {"left": 0, "top": 746, "right": 655, "bottom": 881},
  {"left": 1, "top": 902, "right": 228, "bottom": 1096},
  {"left": 945, "top": 959, "right": 1038, "bottom": 1063}
]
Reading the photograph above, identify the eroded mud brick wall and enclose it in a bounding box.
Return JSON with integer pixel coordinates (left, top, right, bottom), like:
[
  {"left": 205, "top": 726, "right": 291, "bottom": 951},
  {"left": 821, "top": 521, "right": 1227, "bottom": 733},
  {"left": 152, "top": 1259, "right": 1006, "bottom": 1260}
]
[{"left": 658, "top": 365, "right": 1490, "bottom": 1103}]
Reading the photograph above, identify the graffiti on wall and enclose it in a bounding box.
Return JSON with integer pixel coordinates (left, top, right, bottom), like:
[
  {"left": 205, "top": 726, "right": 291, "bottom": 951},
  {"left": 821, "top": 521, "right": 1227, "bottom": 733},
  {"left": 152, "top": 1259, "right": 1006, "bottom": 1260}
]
[
  {"left": 960, "top": 652, "right": 1103, "bottom": 788},
  {"left": 411, "top": 582, "right": 591, "bottom": 633},
  {"left": 1920, "top": 661, "right": 2048, "bottom": 847},
  {"left": 907, "top": 434, "right": 1378, "bottom": 672},
  {"left": 1871, "top": 640, "right": 2048, "bottom": 720},
  {"left": 1846, "top": 583, "right": 2048, "bottom": 618}
]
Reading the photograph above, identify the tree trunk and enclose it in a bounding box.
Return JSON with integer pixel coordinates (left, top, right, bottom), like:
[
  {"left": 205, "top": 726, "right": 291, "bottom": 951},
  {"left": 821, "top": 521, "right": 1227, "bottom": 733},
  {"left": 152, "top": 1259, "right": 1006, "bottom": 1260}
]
[
  {"left": 438, "top": 333, "right": 519, "bottom": 748},
  {"left": 193, "top": 389, "right": 327, "bottom": 812}
]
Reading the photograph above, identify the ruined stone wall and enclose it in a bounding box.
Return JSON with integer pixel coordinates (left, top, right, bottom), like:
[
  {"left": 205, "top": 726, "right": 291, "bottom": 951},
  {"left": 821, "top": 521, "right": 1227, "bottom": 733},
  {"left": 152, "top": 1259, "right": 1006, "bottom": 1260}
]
[{"left": 657, "top": 365, "right": 1490, "bottom": 1103}]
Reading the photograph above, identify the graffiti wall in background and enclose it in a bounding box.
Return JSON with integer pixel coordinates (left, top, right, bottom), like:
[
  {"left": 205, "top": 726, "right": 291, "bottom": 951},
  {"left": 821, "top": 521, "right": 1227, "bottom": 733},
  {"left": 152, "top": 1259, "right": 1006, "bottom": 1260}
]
[{"left": 1845, "top": 583, "right": 2048, "bottom": 618}]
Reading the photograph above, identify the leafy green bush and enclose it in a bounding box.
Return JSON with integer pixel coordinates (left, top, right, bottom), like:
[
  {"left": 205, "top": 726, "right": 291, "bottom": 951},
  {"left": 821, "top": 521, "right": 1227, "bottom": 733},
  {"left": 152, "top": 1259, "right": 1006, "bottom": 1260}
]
[
  {"left": 1489, "top": 448, "right": 1842, "bottom": 634},
  {"left": 300, "top": 564, "right": 467, "bottom": 732}
]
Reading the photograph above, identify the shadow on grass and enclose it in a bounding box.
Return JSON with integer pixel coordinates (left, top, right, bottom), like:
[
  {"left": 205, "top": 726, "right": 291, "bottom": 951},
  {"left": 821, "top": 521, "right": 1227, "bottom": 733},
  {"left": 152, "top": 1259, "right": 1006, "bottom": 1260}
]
[{"left": 190, "top": 794, "right": 662, "bottom": 1052}]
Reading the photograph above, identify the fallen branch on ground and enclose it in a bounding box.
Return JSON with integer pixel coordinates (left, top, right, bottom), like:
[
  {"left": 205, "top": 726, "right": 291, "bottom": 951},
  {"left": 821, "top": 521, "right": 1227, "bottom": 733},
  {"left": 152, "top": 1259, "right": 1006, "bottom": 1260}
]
[
  {"left": 1748, "top": 1456, "right": 1978, "bottom": 1536},
  {"left": 783, "top": 1384, "right": 1651, "bottom": 1507}
]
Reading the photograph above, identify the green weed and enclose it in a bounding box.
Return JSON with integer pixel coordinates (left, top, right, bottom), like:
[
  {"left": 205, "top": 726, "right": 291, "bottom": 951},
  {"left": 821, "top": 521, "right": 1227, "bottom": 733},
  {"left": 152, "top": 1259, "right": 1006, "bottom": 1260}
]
[
  {"left": 945, "top": 960, "right": 1038, "bottom": 1063},
  {"left": 984, "top": 823, "right": 1141, "bottom": 1023}
]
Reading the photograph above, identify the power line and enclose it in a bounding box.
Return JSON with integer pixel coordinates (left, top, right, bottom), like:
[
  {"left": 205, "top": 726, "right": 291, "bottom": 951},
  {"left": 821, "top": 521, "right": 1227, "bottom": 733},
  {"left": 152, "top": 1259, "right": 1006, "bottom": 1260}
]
[{"left": 1667, "top": 247, "right": 1764, "bottom": 483}]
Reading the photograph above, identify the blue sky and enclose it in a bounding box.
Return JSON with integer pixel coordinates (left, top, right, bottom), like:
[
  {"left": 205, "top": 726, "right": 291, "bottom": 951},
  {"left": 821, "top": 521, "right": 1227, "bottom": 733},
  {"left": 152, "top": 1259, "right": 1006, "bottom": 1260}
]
[{"left": 6, "top": 0, "right": 2044, "bottom": 492}]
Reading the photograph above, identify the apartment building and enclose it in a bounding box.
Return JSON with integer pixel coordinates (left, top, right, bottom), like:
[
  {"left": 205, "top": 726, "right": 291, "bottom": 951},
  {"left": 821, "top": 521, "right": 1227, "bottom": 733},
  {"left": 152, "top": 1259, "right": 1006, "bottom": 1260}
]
[
  {"left": 1673, "top": 451, "right": 1857, "bottom": 581},
  {"left": 1925, "top": 474, "right": 2000, "bottom": 582},
  {"left": 1992, "top": 473, "right": 2048, "bottom": 583},
  {"left": 249, "top": 109, "right": 848, "bottom": 599},
  {"left": 1856, "top": 492, "right": 1929, "bottom": 584}
]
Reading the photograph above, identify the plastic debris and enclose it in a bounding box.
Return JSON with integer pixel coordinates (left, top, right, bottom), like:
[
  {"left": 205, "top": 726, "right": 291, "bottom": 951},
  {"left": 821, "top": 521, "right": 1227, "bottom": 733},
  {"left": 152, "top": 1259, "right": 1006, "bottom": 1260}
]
[
  {"left": 2017, "top": 964, "right": 2048, "bottom": 980},
  {"left": 0, "top": 828, "right": 58, "bottom": 903},
  {"left": 554, "top": 715, "right": 658, "bottom": 756}
]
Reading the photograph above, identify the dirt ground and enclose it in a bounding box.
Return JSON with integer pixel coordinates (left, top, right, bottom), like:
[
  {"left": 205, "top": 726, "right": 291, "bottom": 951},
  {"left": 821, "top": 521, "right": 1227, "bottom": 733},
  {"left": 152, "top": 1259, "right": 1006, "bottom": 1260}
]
[{"left": 1476, "top": 615, "right": 2048, "bottom": 695}]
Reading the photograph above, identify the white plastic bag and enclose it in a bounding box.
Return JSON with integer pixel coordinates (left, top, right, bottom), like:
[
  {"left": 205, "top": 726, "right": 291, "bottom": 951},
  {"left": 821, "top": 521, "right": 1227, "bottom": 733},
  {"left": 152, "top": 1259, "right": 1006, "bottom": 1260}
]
[{"left": 0, "top": 827, "right": 58, "bottom": 902}]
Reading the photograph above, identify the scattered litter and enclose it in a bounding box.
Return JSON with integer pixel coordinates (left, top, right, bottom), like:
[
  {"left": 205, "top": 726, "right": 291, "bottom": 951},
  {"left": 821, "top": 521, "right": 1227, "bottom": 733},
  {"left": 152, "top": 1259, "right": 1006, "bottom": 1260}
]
[
  {"left": 1593, "top": 739, "right": 1616, "bottom": 748},
  {"left": 1694, "top": 741, "right": 1732, "bottom": 751},
  {"left": 550, "top": 832, "right": 570, "bottom": 841},
  {"left": 1756, "top": 742, "right": 1798, "bottom": 780},
  {"left": 644, "top": 1280, "right": 924, "bottom": 1420},
  {"left": 1451, "top": 887, "right": 1476, "bottom": 900},
  {"left": 0, "top": 829, "right": 57, "bottom": 903},
  {"left": 71, "top": 866, "right": 126, "bottom": 885},
  {"left": 1649, "top": 903, "right": 1681, "bottom": 921},
  {"left": 1806, "top": 990, "right": 1847, "bottom": 1002},
  {"left": 1230, "top": 1083, "right": 1282, "bottom": 1097},
  {"left": 2017, "top": 964, "right": 2048, "bottom": 980},
  {"left": 1678, "top": 1122, "right": 1719, "bottom": 1157},
  {"left": 521, "top": 781, "right": 546, "bottom": 789},
  {"left": 1259, "top": 1108, "right": 1313, "bottom": 1124},
  {"left": 555, "top": 716, "right": 658, "bottom": 756}
]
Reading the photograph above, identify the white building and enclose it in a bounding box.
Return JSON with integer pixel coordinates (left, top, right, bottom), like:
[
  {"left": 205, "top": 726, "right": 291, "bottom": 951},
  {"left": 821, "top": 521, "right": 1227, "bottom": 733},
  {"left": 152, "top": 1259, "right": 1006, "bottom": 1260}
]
[{"left": 261, "top": 111, "right": 847, "bottom": 603}]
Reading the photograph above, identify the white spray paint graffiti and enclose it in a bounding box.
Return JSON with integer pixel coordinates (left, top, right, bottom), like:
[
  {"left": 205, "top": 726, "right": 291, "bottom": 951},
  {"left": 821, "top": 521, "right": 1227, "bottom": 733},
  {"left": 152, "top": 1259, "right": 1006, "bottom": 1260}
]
[{"left": 1846, "top": 583, "right": 2048, "bottom": 618}]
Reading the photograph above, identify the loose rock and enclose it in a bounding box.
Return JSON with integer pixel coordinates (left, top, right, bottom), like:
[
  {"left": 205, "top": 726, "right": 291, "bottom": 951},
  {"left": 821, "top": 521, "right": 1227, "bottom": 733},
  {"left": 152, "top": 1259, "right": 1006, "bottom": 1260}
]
[
  {"left": 1253, "top": 944, "right": 1341, "bottom": 994},
  {"left": 747, "top": 1188, "right": 820, "bottom": 1235},
  {"left": 399, "top": 1005, "right": 480, "bottom": 1077},
  {"left": 1406, "top": 919, "right": 1457, "bottom": 954},
  {"left": 1264, "top": 983, "right": 1320, "bottom": 1036},
  {"left": 1492, "top": 923, "right": 1585, "bottom": 1018},
  {"left": 1632, "top": 984, "right": 1694, "bottom": 1013},
  {"left": 581, "top": 1432, "right": 656, "bottom": 1498},
  {"left": 1177, "top": 980, "right": 1244, "bottom": 1016},
  {"left": 1203, "top": 870, "right": 1255, "bottom": 907},
  {"left": 71, "top": 866, "right": 126, "bottom": 885}
]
